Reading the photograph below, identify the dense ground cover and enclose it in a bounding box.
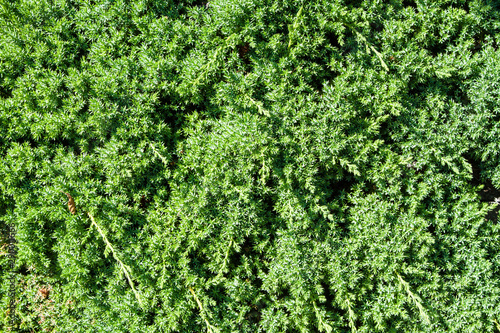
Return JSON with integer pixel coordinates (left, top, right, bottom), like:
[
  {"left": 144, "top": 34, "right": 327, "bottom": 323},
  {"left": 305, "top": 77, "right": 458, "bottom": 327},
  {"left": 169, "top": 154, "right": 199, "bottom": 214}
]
[{"left": 1, "top": 0, "right": 500, "bottom": 331}]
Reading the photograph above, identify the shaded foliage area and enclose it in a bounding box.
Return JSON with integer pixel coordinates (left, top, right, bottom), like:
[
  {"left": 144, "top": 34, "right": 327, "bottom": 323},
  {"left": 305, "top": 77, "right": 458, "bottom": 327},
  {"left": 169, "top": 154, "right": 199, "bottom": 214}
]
[{"left": 1, "top": 0, "right": 500, "bottom": 332}]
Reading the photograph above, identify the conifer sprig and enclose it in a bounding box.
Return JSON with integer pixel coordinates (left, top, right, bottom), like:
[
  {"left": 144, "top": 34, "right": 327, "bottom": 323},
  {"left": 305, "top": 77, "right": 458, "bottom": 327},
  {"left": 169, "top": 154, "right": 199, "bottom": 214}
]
[{"left": 87, "top": 213, "right": 143, "bottom": 308}]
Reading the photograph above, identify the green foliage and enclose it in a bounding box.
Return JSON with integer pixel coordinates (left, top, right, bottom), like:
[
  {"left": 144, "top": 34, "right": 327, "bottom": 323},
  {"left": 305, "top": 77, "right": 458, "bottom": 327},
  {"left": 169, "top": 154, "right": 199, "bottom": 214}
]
[{"left": 1, "top": 0, "right": 500, "bottom": 331}]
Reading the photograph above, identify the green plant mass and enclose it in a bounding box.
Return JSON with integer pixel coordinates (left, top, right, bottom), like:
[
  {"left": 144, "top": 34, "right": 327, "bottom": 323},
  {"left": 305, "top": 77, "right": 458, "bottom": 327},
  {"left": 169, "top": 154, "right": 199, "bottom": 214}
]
[{"left": 1, "top": 0, "right": 500, "bottom": 331}]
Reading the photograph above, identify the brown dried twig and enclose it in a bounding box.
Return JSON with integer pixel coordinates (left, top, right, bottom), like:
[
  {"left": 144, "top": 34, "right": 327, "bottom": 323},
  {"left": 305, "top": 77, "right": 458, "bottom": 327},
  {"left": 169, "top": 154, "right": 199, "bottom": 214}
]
[{"left": 61, "top": 192, "right": 76, "bottom": 214}]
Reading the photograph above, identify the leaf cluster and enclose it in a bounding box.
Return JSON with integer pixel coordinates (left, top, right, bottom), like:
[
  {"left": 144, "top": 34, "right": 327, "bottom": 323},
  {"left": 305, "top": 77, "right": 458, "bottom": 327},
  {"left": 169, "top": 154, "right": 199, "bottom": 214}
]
[{"left": 1, "top": 0, "right": 500, "bottom": 332}]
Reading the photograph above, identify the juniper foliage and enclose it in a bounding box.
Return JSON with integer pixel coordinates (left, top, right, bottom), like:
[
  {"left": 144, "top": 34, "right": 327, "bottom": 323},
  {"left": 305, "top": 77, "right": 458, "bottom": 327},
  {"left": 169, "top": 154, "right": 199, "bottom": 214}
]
[{"left": 1, "top": 0, "right": 500, "bottom": 332}]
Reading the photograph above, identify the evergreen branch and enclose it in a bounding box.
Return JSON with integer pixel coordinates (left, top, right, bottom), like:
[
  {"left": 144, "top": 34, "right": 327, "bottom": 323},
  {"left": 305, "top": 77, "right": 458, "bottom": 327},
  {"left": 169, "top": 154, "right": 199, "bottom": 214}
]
[
  {"left": 192, "top": 33, "right": 237, "bottom": 88},
  {"left": 494, "top": 318, "right": 500, "bottom": 331},
  {"left": 189, "top": 286, "right": 219, "bottom": 333},
  {"left": 217, "top": 238, "right": 233, "bottom": 278},
  {"left": 149, "top": 143, "right": 169, "bottom": 166},
  {"left": 288, "top": 5, "right": 304, "bottom": 50},
  {"left": 396, "top": 272, "right": 430, "bottom": 325},
  {"left": 345, "top": 299, "right": 357, "bottom": 333},
  {"left": 345, "top": 23, "right": 389, "bottom": 71},
  {"left": 88, "top": 212, "right": 143, "bottom": 308},
  {"left": 247, "top": 96, "right": 270, "bottom": 116},
  {"left": 313, "top": 301, "right": 333, "bottom": 333}
]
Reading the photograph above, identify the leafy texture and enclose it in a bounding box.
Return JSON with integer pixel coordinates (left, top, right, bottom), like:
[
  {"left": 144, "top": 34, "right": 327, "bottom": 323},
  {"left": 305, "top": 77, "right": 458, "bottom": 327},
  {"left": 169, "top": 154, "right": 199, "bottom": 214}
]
[{"left": 1, "top": 0, "right": 500, "bottom": 331}]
